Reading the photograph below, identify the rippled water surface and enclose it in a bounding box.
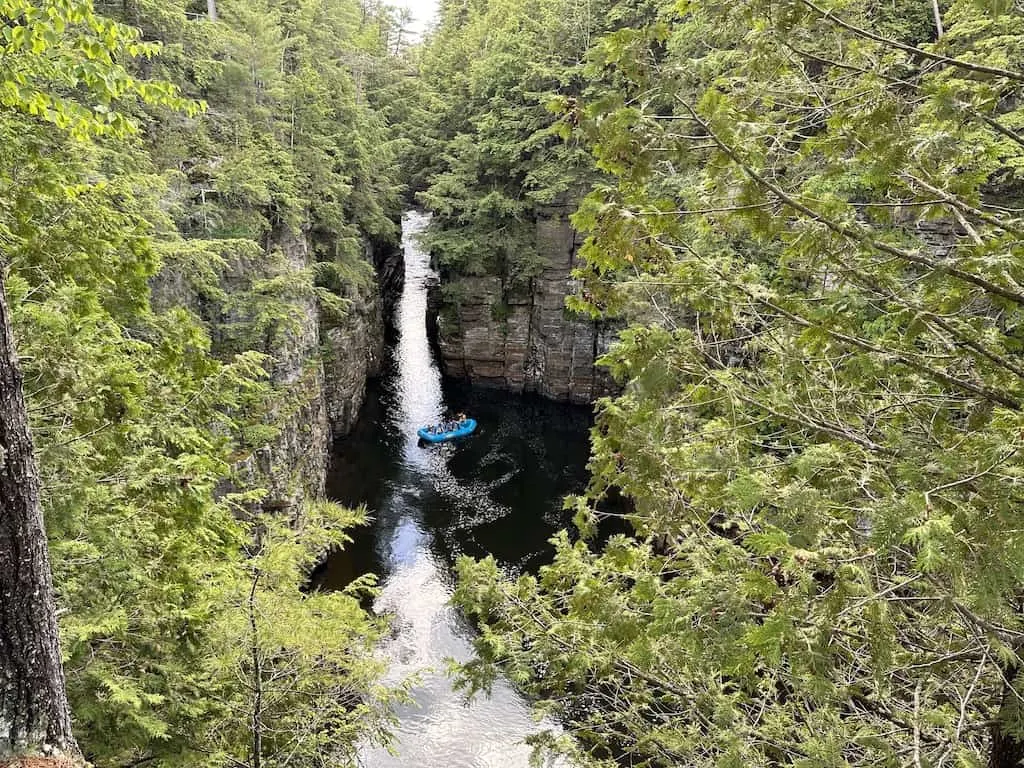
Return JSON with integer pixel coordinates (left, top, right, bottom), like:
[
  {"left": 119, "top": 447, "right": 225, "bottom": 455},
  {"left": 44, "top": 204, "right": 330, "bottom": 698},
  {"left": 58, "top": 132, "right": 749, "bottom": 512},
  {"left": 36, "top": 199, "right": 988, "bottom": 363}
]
[{"left": 317, "top": 211, "right": 592, "bottom": 768}]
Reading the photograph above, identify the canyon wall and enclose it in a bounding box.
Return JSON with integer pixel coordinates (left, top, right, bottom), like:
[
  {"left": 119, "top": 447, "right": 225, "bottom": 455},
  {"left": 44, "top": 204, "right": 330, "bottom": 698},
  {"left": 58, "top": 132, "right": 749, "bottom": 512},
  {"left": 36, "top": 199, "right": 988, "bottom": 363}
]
[
  {"left": 153, "top": 228, "right": 392, "bottom": 514},
  {"left": 432, "top": 209, "right": 616, "bottom": 404}
]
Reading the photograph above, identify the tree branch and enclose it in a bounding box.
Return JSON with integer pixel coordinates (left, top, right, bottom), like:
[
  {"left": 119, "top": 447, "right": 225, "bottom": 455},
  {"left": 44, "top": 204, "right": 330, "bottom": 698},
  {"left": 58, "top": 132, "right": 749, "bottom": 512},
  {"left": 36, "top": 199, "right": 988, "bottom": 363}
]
[{"left": 795, "top": 0, "right": 1024, "bottom": 82}]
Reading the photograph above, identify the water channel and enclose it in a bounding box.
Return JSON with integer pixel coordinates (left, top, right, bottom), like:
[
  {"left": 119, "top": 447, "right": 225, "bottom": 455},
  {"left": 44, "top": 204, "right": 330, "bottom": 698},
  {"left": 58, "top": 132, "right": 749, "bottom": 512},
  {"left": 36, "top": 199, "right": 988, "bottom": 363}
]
[{"left": 316, "top": 211, "right": 592, "bottom": 767}]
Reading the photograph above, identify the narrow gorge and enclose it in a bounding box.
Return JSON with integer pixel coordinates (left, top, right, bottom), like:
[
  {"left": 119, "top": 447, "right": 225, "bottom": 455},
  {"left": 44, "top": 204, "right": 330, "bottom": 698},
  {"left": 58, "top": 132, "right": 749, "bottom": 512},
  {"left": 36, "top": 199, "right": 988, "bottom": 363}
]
[
  {"left": 317, "top": 211, "right": 594, "bottom": 767},
  {"left": 4, "top": 0, "right": 1024, "bottom": 766}
]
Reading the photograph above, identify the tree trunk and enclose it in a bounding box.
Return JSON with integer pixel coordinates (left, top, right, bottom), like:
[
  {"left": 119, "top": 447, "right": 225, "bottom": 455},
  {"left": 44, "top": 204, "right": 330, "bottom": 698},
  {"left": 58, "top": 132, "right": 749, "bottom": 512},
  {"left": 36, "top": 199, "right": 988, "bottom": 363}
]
[
  {"left": 121, "top": 0, "right": 141, "bottom": 26},
  {"left": 249, "top": 571, "right": 262, "bottom": 768},
  {"left": 990, "top": 665, "right": 1024, "bottom": 768},
  {"left": 0, "top": 271, "right": 80, "bottom": 761},
  {"left": 207, "top": 0, "right": 218, "bottom": 21},
  {"left": 990, "top": 723, "right": 1024, "bottom": 768}
]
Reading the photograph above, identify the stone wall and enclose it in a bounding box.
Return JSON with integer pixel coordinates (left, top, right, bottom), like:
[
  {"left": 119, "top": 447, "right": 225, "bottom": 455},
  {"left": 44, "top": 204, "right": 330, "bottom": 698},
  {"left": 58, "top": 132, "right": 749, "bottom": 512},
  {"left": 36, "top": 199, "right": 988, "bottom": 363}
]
[
  {"left": 322, "top": 240, "right": 385, "bottom": 437},
  {"left": 433, "top": 210, "right": 616, "bottom": 404},
  {"left": 152, "top": 228, "right": 387, "bottom": 514}
]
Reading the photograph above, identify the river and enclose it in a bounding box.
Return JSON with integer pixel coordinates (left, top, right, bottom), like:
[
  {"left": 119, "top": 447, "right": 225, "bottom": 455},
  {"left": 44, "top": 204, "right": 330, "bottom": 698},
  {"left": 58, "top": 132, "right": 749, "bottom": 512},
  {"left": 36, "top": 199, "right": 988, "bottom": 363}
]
[{"left": 315, "top": 211, "right": 592, "bottom": 767}]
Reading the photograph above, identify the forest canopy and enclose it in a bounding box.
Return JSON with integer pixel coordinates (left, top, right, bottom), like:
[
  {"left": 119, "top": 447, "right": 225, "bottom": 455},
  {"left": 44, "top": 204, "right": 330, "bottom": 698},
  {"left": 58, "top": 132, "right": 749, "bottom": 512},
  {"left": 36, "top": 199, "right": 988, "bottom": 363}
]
[
  {"left": 3, "top": 0, "right": 1024, "bottom": 765},
  {"left": 0, "top": 0, "right": 413, "bottom": 764},
  {"left": 422, "top": 0, "right": 1024, "bottom": 766}
]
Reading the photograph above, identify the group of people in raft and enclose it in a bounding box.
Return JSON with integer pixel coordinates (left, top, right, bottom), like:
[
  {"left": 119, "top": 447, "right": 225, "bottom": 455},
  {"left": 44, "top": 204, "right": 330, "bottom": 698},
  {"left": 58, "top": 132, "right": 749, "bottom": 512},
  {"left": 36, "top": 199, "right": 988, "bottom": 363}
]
[{"left": 425, "top": 412, "right": 469, "bottom": 435}]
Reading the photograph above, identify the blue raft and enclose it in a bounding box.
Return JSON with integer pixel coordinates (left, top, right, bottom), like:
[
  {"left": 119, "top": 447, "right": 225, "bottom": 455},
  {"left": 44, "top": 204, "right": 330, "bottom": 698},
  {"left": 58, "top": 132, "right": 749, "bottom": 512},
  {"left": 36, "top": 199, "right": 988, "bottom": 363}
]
[{"left": 417, "top": 418, "right": 477, "bottom": 444}]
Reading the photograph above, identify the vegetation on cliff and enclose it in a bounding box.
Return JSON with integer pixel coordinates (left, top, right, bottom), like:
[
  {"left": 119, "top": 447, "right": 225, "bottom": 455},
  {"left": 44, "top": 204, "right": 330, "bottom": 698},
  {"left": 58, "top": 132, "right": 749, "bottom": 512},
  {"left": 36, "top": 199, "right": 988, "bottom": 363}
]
[
  {"left": 413, "top": 0, "right": 622, "bottom": 283},
  {"left": 0, "top": 0, "right": 411, "bottom": 764},
  {"left": 5, "top": 0, "right": 1024, "bottom": 765}
]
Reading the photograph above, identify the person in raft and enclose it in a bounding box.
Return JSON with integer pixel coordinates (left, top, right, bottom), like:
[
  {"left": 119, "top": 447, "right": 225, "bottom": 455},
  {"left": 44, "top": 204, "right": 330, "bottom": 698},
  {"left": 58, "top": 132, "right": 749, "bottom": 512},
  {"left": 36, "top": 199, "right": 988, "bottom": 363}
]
[{"left": 431, "top": 413, "right": 468, "bottom": 434}]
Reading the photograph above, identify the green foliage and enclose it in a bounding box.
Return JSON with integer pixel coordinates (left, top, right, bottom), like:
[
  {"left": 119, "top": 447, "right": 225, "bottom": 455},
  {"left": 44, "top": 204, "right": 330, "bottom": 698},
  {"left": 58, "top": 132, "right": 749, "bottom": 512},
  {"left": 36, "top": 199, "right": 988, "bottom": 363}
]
[
  {"left": 200, "top": 501, "right": 399, "bottom": 768},
  {"left": 0, "top": 0, "right": 196, "bottom": 137},
  {"left": 123, "top": 0, "right": 405, "bottom": 246},
  {"left": 447, "top": 0, "right": 1024, "bottom": 765},
  {"left": 0, "top": 0, "right": 410, "bottom": 764},
  {"left": 412, "top": 0, "right": 639, "bottom": 289}
]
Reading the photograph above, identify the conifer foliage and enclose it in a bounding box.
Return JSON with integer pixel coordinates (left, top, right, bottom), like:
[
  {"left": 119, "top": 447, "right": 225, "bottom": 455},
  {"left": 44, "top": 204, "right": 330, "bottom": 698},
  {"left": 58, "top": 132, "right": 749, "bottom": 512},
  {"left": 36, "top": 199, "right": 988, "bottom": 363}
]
[
  {"left": 0, "top": 0, "right": 409, "bottom": 766},
  {"left": 0, "top": 1, "right": 192, "bottom": 761},
  {"left": 414, "top": 0, "right": 628, "bottom": 282},
  {"left": 443, "top": 0, "right": 1024, "bottom": 766},
  {"left": 6, "top": 0, "right": 1024, "bottom": 765}
]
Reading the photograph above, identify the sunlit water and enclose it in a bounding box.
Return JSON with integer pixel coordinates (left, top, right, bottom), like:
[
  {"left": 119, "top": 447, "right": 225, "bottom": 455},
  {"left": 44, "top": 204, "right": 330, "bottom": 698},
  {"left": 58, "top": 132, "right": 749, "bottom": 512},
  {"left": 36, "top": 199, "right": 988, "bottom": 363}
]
[{"left": 316, "top": 211, "right": 592, "bottom": 768}]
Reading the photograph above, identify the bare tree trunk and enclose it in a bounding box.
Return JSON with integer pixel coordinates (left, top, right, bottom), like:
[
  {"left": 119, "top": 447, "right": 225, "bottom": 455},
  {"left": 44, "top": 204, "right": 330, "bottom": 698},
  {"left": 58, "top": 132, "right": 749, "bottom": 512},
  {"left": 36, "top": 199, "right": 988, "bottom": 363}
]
[
  {"left": 0, "top": 272, "right": 80, "bottom": 762},
  {"left": 207, "top": 0, "right": 218, "bottom": 21},
  {"left": 930, "top": 0, "right": 944, "bottom": 38},
  {"left": 990, "top": 665, "right": 1024, "bottom": 768}
]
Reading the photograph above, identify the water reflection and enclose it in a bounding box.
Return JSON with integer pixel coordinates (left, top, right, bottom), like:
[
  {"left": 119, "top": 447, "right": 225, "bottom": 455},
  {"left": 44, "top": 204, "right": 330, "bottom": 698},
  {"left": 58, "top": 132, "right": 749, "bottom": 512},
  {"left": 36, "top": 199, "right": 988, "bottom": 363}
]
[{"left": 316, "top": 211, "right": 591, "bottom": 768}]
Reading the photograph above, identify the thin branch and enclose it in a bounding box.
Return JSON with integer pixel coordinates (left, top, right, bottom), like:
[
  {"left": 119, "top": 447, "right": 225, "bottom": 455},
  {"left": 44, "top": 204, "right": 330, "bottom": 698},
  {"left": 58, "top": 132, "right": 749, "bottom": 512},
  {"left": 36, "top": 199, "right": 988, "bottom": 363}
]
[
  {"left": 900, "top": 174, "right": 1024, "bottom": 240},
  {"left": 925, "top": 449, "right": 1018, "bottom": 497},
  {"left": 797, "top": 0, "right": 1024, "bottom": 82},
  {"left": 783, "top": 41, "right": 1024, "bottom": 150},
  {"left": 674, "top": 97, "right": 1024, "bottom": 308}
]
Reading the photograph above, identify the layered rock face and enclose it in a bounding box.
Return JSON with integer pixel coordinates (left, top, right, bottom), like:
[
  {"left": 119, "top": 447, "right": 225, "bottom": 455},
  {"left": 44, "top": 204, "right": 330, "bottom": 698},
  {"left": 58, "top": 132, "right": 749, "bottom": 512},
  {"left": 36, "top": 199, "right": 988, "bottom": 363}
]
[
  {"left": 322, "top": 240, "right": 386, "bottom": 438},
  {"left": 434, "top": 210, "right": 616, "bottom": 404},
  {"left": 153, "top": 228, "right": 389, "bottom": 513}
]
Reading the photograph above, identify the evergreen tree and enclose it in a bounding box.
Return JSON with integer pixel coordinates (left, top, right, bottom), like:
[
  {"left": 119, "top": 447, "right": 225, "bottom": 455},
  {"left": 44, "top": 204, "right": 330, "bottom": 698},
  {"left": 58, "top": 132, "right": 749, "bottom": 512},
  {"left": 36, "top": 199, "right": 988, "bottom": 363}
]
[
  {"left": 0, "top": 0, "right": 190, "bottom": 760},
  {"left": 451, "top": 0, "right": 1024, "bottom": 765},
  {"left": 0, "top": 260, "right": 79, "bottom": 764},
  {"left": 415, "top": 0, "right": 622, "bottom": 281},
  {"left": 0, "top": 1, "right": 409, "bottom": 764}
]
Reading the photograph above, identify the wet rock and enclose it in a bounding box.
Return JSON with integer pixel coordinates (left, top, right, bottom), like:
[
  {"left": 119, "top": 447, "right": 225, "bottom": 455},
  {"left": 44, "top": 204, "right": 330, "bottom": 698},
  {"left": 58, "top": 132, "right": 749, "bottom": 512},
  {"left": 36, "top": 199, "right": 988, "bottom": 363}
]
[{"left": 433, "top": 210, "right": 616, "bottom": 404}]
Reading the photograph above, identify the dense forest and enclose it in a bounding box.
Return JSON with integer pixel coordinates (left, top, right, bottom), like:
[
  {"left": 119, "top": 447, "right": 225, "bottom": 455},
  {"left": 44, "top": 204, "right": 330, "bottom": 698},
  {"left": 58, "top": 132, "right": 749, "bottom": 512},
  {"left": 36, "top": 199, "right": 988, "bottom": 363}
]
[
  {"left": 2, "top": 0, "right": 1024, "bottom": 767},
  {"left": 0, "top": 1, "right": 413, "bottom": 765},
  {"left": 426, "top": 0, "right": 1024, "bottom": 765}
]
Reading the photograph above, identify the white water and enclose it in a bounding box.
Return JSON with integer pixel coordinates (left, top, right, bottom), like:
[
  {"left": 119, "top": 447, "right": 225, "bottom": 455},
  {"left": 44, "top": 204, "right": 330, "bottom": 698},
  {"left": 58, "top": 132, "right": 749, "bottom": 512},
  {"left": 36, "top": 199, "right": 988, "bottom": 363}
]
[{"left": 355, "top": 211, "right": 563, "bottom": 768}]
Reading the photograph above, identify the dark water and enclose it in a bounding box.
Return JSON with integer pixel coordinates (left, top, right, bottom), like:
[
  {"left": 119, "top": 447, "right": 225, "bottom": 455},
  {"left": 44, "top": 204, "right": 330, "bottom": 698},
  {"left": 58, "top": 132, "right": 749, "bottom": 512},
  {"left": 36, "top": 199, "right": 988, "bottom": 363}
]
[{"left": 316, "top": 211, "right": 590, "bottom": 767}]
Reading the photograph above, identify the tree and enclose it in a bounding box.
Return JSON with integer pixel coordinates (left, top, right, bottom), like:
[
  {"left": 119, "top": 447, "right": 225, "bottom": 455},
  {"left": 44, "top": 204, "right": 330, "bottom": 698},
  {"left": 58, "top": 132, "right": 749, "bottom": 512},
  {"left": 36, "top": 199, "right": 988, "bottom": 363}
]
[
  {"left": 0, "top": 274, "right": 80, "bottom": 763},
  {"left": 0, "top": 1, "right": 408, "bottom": 764},
  {"left": 0, "top": 1, "right": 188, "bottom": 760},
  {"left": 414, "top": 0, "right": 623, "bottom": 282},
  {"left": 451, "top": 0, "right": 1024, "bottom": 765},
  {"left": 200, "top": 503, "right": 399, "bottom": 768}
]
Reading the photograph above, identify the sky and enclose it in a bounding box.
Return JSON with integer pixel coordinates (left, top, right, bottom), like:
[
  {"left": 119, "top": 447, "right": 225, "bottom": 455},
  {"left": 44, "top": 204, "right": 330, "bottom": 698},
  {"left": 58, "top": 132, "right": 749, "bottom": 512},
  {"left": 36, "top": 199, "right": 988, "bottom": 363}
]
[{"left": 398, "top": 0, "right": 440, "bottom": 38}]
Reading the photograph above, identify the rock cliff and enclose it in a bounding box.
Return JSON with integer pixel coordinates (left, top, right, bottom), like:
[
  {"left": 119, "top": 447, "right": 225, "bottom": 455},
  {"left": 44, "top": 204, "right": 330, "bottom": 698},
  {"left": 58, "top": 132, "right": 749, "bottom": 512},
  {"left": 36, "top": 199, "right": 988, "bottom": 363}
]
[
  {"left": 432, "top": 210, "right": 616, "bottom": 404},
  {"left": 321, "top": 240, "right": 387, "bottom": 438},
  {"left": 153, "top": 227, "right": 391, "bottom": 513}
]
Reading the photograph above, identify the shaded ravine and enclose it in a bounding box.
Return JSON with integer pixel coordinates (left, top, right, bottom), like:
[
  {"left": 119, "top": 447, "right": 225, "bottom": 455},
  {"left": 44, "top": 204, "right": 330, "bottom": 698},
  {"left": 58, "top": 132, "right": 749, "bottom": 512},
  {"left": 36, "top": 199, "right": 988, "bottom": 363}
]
[{"left": 316, "top": 211, "right": 592, "bottom": 767}]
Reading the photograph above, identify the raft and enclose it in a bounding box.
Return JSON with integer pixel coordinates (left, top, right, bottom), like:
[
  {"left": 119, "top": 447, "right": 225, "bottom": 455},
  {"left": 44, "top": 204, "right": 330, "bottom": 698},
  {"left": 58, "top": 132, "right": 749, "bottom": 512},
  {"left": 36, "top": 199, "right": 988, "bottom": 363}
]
[{"left": 417, "top": 418, "right": 477, "bottom": 444}]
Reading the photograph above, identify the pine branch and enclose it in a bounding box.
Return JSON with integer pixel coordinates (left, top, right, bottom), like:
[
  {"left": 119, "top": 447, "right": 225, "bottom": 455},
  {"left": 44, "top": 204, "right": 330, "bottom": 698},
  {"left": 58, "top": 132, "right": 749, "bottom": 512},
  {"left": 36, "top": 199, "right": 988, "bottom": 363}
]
[
  {"left": 900, "top": 175, "right": 1024, "bottom": 240},
  {"left": 782, "top": 41, "right": 1024, "bottom": 150},
  {"left": 795, "top": 0, "right": 1024, "bottom": 83},
  {"left": 674, "top": 96, "right": 1024, "bottom": 308},
  {"left": 663, "top": 238, "right": 1024, "bottom": 410}
]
